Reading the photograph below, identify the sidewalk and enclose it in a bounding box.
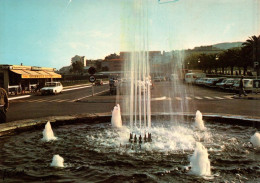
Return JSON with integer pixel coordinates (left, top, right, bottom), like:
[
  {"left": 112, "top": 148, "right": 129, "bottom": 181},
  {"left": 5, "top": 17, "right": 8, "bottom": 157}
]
[{"left": 233, "top": 93, "right": 260, "bottom": 100}]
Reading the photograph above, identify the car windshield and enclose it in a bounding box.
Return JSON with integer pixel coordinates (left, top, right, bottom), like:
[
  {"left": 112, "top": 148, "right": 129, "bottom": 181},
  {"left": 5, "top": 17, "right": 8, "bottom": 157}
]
[{"left": 45, "top": 83, "right": 57, "bottom": 87}]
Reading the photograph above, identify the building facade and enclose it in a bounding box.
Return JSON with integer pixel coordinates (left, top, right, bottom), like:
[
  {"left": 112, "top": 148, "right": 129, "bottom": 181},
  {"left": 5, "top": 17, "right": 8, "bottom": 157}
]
[
  {"left": 0, "top": 65, "right": 62, "bottom": 94},
  {"left": 71, "top": 55, "right": 87, "bottom": 67}
]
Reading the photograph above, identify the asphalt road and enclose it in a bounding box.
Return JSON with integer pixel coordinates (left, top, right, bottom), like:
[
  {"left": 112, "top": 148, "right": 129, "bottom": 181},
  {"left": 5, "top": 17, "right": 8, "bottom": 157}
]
[
  {"left": 6, "top": 81, "right": 260, "bottom": 122},
  {"left": 7, "top": 84, "right": 114, "bottom": 122},
  {"left": 150, "top": 81, "right": 260, "bottom": 118}
]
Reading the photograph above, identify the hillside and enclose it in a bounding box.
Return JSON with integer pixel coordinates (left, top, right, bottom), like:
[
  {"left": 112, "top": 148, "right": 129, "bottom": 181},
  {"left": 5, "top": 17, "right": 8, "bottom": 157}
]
[{"left": 212, "top": 42, "right": 243, "bottom": 50}]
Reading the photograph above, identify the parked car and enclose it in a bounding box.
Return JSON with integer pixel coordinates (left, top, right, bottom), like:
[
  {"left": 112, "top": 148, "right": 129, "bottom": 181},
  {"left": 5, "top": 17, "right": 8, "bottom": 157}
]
[
  {"left": 205, "top": 78, "right": 226, "bottom": 87},
  {"left": 40, "top": 82, "right": 63, "bottom": 95},
  {"left": 213, "top": 78, "right": 226, "bottom": 87},
  {"left": 185, "top": 73, "right": 206, "bottom": 84},
  {"left": 232, "top": 79, "right": 253, "bottom": 93},
  {"left": 216, "top": 79, "right": 229, "bottom": 89},
  {"left": 94, "top": 79, "right": 103, "bottom": 86},
  {"left": 222, "top": 78, "right": 237, "bottom": 90},
  {"left": 204, "top": 78, "right": 217, "bottom": 87},
  {"left": 195, "top": 78, "right": 207, "bottom": 86}
]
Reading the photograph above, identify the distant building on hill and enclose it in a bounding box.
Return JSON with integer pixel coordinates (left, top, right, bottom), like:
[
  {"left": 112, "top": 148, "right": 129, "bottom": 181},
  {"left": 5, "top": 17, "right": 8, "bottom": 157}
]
[{"left": 71, "top": 55, "right": 87, "bottom": 67}]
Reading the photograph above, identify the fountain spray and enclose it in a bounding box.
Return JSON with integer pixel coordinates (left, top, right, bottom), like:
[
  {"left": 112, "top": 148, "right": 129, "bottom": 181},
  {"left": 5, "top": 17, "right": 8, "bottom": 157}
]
[
  {"left": 42, "top": 121, "right": 57, "bottom": 142},
  {"left": 250, "top": 132, "right": 260, "bottom": 147},
  {"left": 111, "top": 104, "right": 122, "bottom": 128},
  {"left": 121, "top": 0, "right": 152, "bottom": 143},
  {"left": 195, "top": 110, "right": 206, "bottom": 130},
  {"left": 50, "top": 155, "right": 64, "bottom": 167},
  {"left": 190, "top": 142, "right": 211, "bottom": 176}
]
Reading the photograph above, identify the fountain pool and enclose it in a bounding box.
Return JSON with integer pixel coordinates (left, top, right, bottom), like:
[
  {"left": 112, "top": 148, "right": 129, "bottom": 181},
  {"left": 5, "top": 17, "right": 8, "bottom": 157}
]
[{"left": 0, "top": 119, "right": 259, "bottom": 182}]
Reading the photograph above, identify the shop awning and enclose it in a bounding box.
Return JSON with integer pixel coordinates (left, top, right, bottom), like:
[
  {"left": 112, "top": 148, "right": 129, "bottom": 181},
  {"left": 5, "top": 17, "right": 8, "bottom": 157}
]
[{"left": 11, "top": 70, "right": 62, "bottom": 79}]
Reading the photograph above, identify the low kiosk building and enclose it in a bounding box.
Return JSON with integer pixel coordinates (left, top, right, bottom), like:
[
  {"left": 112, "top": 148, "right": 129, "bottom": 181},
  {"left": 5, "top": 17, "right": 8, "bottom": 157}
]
[{"left": 0, "top": 65, "right": 62, "bottom": 94}]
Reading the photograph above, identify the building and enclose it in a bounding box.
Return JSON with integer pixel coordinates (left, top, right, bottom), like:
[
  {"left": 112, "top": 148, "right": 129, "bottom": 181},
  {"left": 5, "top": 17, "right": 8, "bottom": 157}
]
[
  {"left": 71, "top": 55, "right": 87, "bottom": 67},
  {"left": 0, "top": 65, "right": 62, "bottom": 94},
  {"left": 102, "top": 59, "right": 123, "bottom": 71}
]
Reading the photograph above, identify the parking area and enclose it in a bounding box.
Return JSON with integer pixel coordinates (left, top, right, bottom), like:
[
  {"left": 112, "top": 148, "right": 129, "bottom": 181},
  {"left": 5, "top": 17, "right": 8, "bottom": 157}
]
[{"left": 189, "top": 76, "right": 260, "bottom": 94}]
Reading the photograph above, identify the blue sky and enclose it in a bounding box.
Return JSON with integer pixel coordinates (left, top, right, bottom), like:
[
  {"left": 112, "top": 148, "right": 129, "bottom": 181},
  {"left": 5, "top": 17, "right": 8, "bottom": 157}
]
[{"left": 0, "top": 0, "right": 259, "bottom": 69}]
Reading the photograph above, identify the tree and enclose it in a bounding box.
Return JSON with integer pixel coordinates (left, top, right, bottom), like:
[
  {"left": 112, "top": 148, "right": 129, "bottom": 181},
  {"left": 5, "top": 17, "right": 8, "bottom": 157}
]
[
  {"left": 105, "top": 53, "right": 120, "bottom": 60},
  {"left": 218, "top": 52, "right": 229, "bottom": 74},
  {"left": 72, "top": 61, "right": 84, "bottom": 73},
  {"left": 242, "top": 35, "right": 260, "bottom": 76},
  {"left": 225, "top": 48, "right": 240, "bottom": 75}
]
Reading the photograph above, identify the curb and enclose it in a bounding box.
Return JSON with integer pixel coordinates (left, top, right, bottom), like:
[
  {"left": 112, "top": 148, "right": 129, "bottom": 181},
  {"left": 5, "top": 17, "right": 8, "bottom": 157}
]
[
  {"left": 1, "top": 112, "right": 260, "bottom": 137},
  {"left": 233, "top": 95, "right": 260, "bottom": 100}
]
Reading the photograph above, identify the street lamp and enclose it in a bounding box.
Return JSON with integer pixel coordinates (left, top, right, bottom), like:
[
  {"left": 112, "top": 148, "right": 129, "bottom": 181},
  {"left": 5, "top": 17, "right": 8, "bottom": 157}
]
[
  {"left": 198, "top": 58, "right": 201, "bottom": 70},
  {"left": 215, "top": 55, "right": 219, "bottom": 74}
]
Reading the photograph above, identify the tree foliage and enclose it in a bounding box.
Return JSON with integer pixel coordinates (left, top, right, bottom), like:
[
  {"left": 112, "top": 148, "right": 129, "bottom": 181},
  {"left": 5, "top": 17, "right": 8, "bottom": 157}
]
[
  {"left": 184, "top": 35, "right": 260, "bottom": 76},
  {"left": 71, "top": 61, "right": 84, "bottom": 73},
  {"left": 105, "top": 53, "right": 120, "bottom": 60}
]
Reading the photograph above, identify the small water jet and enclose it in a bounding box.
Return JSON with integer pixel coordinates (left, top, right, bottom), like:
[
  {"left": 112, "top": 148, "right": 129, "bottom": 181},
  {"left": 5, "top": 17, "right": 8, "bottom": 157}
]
[
  {"left": 111, "top": 104, "right": 122, "bottom": 128},
  {"left": 250, "top": 132, "right": 260, "bottom": 147},
  {"left": 42, "top": 121, "right": 57, "bottom": 141},
  {"left": 190, "top": 142, "right": 211, "bottom": 176},
  {"left": 195, "top": 110, "right": 206, "bottom": 130},
  {"left": 50, "top": 154, "right": 64, "bottom": 167}
]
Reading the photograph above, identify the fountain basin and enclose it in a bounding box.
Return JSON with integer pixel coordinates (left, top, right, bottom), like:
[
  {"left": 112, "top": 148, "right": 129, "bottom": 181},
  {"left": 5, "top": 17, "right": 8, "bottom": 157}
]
[{"left": 0, "top": 114, "right": 259, "bottom": 182}]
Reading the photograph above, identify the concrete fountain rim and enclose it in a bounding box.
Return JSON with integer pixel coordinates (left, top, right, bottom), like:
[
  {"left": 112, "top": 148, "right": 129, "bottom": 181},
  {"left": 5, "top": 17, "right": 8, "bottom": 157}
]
[{"left": 1, "top": 112, "right": 259, "bottom": 137}]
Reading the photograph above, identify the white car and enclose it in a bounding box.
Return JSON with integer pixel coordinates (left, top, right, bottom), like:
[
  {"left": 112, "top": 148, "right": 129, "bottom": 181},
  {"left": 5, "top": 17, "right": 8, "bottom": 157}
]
[{"left": 41, "top": 82, "right": 63, "bottom": 95}]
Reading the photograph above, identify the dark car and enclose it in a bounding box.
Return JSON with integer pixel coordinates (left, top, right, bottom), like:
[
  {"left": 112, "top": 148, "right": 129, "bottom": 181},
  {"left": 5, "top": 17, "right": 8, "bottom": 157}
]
[
  {"left": 94, "top": 79, "right": 103, "bottom": 86},
  {"left": 209, "top": 77, "right": 226, "bottom": 87}
]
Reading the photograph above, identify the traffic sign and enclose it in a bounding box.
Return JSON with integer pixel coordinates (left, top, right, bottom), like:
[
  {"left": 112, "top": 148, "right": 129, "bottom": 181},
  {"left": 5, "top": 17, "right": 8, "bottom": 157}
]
[
  {"left": 253, "top": 79, "right": 260, "bottom": 88},
  {"left": 254, "top": 62, "right": 259, "bottom": 68},
  {"left": 88, "top": 67, "right": 96, "bottom": 75},
  {"left": 89, "top": 75, "right": 96, "bottom": 83}
]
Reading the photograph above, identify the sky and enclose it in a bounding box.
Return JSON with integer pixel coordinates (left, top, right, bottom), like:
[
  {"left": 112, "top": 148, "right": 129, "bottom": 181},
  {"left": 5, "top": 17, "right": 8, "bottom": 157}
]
[{"left": 0, "top": 0, "right": 259, "bottom": 70}]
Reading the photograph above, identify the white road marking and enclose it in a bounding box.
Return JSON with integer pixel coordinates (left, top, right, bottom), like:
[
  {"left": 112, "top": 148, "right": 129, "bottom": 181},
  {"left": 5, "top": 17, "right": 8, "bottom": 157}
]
[
  {"left": 195, "top": 96, "right": 203, "bottom": 100},
  {"left": 73, "top": 89, "right": 109, "bottom": 102},
  {"left": 8, "top": 95, "right": 31, "bottom": 101},
  {"left": 204, "top": 96, "right": 213, "bottom": 100},
  {"left": 175, "top": 97, "right": 182, "bottom": 101},
  {"left": 63, "top": 83, "right": 108, "bottom": 92},
  {"left": 215, "top": 96, "right": 224, "bottom": 99}
]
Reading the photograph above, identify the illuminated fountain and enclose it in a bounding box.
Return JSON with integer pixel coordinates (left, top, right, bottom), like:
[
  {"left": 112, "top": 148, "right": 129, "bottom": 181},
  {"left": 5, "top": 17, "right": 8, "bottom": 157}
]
[
  {"left": 190, "top": 142, "right": 211, "bottom": 176},
  {"left": 250, "top": 132, "right": 260, "bottom": 147},
  {"left": 50, "top": 154, "right": 64, "bottom": 167},
  {"left": 0, "top": 1, "right": 259, "bottom": 182},
  {"left": 111, "top": 104, "right": 122, "bottom": 128},
  {"left": 194, "top": 110, "right": 206, "bottom": 131},
  {"left": 42, "top": 121, "right": 57, "bottom": 142}
]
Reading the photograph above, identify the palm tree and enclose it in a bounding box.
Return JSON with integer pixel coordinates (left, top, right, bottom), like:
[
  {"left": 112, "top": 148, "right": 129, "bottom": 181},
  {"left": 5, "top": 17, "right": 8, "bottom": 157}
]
[{"left": 242, "top": 35, "right": 260, "bottom": 76}]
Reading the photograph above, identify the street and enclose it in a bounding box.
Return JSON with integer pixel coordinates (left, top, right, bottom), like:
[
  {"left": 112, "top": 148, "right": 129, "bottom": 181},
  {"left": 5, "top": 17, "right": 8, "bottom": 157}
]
[
  {"left": 6, "top": 81, "right": 260, "bottom": 122},
  {"left": 7, "top": 84, "right": 114, "bottom": 122},
  {"left": 151, "top": 81, "right": 260, "bottom": 117}
]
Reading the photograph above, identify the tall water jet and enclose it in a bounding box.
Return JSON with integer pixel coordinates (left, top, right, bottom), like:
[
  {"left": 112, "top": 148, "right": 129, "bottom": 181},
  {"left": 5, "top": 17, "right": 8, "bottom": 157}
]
[
  {"left": 111, "top": 104, "right": 122, "bottom": 128},
  {"left": 250, "top": 132, "right": 260, "bottom": 147},
  {"left": 195, "top": 110, "right": 205, "bottom": 130},
  {"left": 190, "top": 142, "right": 211, "bottom": 176},
  {"left": 42, "top": 121, "right": 57, "bottom": 142},
  {"left": 50, "top": 155, "right": 64, "bottom": 167},
  {"left": 121, "top": 0, "right": 151, "bottom": 135}
]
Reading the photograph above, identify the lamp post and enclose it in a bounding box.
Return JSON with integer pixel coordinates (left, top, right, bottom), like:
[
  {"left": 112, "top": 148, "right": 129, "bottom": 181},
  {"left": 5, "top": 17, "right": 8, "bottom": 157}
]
[
  {"left": 215, "top": 55, "right": 219, "bottom": 74},
  {"left": 198, "top": 58, "right": 201, "bottom": 70}
]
